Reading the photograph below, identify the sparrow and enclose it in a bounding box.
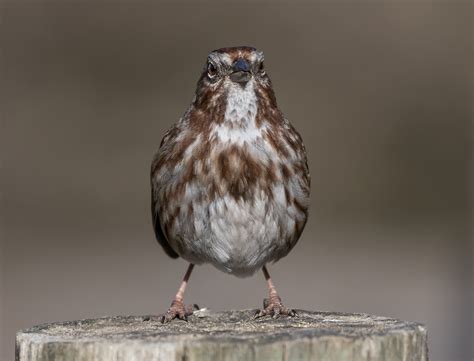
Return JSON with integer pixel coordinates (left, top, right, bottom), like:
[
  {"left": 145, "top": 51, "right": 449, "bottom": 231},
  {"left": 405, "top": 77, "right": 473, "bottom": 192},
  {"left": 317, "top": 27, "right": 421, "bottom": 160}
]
[{"left": 151, "top": 46, "right": 310, "bottom": 322}]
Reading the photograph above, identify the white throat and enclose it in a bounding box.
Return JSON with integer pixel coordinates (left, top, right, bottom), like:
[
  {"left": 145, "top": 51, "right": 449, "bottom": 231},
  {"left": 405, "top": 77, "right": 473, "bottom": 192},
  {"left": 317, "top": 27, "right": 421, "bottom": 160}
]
[
  {"left": 212, "top": 81, "right": 261, "bottom": 144},
  {"left": 224, "top": 81, "right": 258, "bottom": 123}
]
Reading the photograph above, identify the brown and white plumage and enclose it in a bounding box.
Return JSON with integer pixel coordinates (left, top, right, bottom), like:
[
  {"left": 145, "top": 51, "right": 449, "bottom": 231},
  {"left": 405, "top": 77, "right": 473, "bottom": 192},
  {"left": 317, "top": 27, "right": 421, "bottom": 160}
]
[{"left": 151, "top": 46, "right": 310, "bottom": 321}]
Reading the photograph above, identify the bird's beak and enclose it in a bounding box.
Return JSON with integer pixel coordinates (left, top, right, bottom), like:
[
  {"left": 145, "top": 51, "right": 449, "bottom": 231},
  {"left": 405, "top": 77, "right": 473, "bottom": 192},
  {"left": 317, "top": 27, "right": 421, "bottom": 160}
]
[
  {"left": 230, "top": 71, "right": 251, "bottom": 84},
  {"left": 230, "top": 58, "right": 252, "bottom": 84}
]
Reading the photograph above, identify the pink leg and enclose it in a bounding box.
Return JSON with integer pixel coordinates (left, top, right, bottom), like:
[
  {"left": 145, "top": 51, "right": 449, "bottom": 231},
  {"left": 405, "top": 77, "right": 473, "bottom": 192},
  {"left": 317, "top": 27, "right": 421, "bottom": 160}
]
[
  {"left": 161, "top": 263, "right": 198, "bottom": 323},
  {"left": 254, "top": 265, "right": 296, "bottom": 318}
]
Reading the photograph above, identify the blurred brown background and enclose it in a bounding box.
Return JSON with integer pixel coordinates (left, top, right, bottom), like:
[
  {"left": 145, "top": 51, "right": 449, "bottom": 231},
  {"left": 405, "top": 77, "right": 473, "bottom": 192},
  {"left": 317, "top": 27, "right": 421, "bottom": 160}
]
[{"left": 1, "top": 1, "right": 472, "bottom": 360}]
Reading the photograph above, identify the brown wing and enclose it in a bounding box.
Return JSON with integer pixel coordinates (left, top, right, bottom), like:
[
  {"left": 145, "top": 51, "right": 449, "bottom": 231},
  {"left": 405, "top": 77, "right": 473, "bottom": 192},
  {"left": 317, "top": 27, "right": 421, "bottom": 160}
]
[
  {"left": 150, "top": 128, "right": 180, "bottom": 259},
  {"left": 281, "top": 118, "right": 311, "bottom": 251},
  {"left": 150, "top": 190, "right": 179, "bottom": 259}
]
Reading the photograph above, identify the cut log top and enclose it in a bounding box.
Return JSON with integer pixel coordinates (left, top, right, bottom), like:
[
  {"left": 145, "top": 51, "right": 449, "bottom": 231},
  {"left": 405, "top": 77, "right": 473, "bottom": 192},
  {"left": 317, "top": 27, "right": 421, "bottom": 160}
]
[{"left": 16, "top": 309, "right": 428, "bottom": 361}]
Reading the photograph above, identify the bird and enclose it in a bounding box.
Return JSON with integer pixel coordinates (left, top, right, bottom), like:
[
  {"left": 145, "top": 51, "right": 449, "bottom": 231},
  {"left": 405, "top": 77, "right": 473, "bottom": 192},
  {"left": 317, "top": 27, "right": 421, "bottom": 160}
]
[{"left": 151, "top": 46, "right": 310, "bottom": 322}]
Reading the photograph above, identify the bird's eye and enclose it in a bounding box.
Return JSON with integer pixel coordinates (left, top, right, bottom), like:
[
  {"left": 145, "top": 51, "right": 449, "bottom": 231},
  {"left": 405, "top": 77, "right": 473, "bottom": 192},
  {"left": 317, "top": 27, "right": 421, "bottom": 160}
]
[
  {"left": 258, "top": 61, "right": 265, "bottom": 75},
  {"left": 207, "top": 62, "right": 217, "bottom": 78}
]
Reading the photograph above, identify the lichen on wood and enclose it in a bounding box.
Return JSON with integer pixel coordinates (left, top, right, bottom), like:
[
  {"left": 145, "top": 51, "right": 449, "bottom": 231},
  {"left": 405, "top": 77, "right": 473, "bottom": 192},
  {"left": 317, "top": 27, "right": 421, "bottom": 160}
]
[{"left": 16, "top": 309, "right": 428, "bottom": 361}]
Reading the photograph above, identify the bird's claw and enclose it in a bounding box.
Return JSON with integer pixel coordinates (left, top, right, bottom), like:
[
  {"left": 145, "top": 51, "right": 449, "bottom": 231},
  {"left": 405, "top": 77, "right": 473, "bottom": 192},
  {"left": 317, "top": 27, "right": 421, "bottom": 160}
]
[
  {"left": 253, "top": 296, "right": 296, "bottom": 319},
  {"left": 160, "top": 300, "right": 199, "bottom": 323}
]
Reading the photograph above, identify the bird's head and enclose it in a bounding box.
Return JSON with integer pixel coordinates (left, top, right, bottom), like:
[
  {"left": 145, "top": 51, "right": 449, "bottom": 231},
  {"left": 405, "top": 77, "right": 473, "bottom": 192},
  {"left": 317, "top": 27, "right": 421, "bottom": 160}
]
[{"left": 193, "top": 46, "right": 277, "bottom": 114}]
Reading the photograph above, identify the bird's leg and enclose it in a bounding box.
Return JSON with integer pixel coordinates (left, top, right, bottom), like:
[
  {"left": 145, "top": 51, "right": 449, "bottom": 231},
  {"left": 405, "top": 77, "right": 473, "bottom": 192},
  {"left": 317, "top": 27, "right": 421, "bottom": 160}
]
[
  {"left": 254, "top": 265, "right": 296, "bottom": 319},
  {"left": 161, "top": 263, "right": 198, "bottom": 323}
]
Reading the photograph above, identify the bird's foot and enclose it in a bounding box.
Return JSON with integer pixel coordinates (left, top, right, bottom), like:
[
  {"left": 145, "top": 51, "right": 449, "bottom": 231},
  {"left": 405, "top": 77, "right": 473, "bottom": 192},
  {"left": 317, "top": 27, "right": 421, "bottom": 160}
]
[
  {"left": 253, "top": 295, "right": 296, "bottom": 319},
  {"left": 161, "top": 299, "right": 199, "bottom": 323}
]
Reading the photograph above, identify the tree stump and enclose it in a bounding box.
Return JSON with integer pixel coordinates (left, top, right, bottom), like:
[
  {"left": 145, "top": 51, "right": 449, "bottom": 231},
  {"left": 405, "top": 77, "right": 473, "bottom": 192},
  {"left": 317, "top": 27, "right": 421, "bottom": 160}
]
[{"left": 16, "top": 309, "right": 428, "bottom": 361}]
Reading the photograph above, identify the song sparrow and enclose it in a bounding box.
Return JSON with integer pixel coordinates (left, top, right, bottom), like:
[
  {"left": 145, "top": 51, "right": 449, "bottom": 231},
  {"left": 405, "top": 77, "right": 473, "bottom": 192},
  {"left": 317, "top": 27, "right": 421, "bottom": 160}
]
[{"left": 151, "top": 46, "right": 310, "bottom": 322}]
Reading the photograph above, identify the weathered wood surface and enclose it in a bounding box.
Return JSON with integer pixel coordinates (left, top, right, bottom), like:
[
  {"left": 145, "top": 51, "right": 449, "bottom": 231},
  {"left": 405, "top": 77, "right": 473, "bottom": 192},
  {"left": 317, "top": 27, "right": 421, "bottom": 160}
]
[{"left": 16, "top": 309, "right": 427, "bottom": 361}]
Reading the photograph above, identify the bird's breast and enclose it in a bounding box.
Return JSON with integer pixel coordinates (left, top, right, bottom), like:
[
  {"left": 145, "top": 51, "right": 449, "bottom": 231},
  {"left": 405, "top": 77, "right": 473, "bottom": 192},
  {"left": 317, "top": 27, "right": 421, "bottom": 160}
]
[
  {"left": 153, "top": 99, "right": 309, "bottom": 276},
  {"left": 158, "top": 134, "right": 307, "bottom": 276}
]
